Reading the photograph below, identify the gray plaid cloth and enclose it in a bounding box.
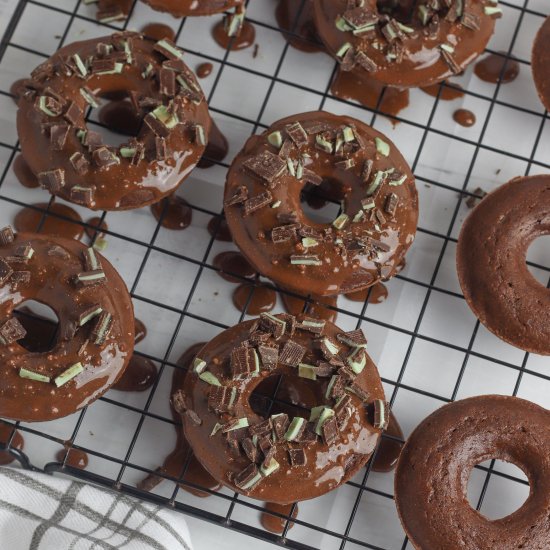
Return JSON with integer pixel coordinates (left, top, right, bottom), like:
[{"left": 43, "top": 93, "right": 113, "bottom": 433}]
[{"left": 0, "top": 467, "right": 193, "bottom": 550}]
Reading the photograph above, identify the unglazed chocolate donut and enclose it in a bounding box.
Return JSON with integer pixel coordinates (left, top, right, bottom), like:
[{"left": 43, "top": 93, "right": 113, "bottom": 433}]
[
  {"left": 532, "top": 16, "right": 550, "bottom": 112},
  {"left": 224, "top": 111, "right": 418, "bottom": 296},
  {"left": 313, "top": 0, "right": 499, "bottom": 88},
  {"left": 457, "top": 175, "right": 550, "bottom": 355},
  {"left": 176, "top": 313, "right": 387, "bottom": 503},
  {"left": 395, "top": 395, "right": 550, "bottom": 549},
  {"left": 0, "top": 228, "right": 134, "bottom": 422},
  {"left": 17, "top": 32, "right": 210, "bottom": 211},
  {"left": 141, "top": 0, "right": 243, "bottom": 17}
]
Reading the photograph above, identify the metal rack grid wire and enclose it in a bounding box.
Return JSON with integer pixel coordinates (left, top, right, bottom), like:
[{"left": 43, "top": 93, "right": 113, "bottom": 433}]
[{"left": 0, "top": 0, "right": 549, "bottom": 548}]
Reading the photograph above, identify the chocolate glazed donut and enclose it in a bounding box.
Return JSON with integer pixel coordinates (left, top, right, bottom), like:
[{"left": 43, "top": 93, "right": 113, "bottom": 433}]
[
  {"left": 141, "top": 0, "right": 243, "bottom": 17},
  {"left": 224, "top": 111, "right": 418, "bottom": 296},
  {"left": 395, "top": 395, "right": 550, "bottom": 549},
  {"left": 17, "top": 32, "right": 210, "bottom": 211},
  {"left": 313, "top": 0, "right": 499, "bottom": 88},
  {"left": 0, "top": 228, "right": 134, "bottom": 422},
  {"left": 457, "top": 175, "right": 550, "bottom": 355},
  {"left": 532, "top": 15, "right": 550, "bottom": 112},
  {"left": 176, "top": 313, "right": 387, "bottom": 503}
]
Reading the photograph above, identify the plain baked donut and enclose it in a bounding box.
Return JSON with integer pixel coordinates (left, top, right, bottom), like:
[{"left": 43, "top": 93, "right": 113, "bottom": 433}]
[
  {"left": 142, "top": 0, "right": 243, "bottom": 17},
  {"left": 395, "top": 395, "right": 550, "bottom": 550},
  {"left": 457, "top": 175, "right": 550, "bottom": 355},
  {"left": 532, "top": 15, "right": 550, "bottom": 112},
  {"left": 224, "top": 111, "right": 418, "bottom": 296},
  {"left": 313, "top": 0, "right": 499, "bottom": 88},
  {"left": 175, "top": 312, "right": 387, "bottom": 503},
  {"left": 0, "top": 228, "right": 134, "bottom": 422},
  {"left": 17, "top": 31, "right": 210, "bottom": 210}
]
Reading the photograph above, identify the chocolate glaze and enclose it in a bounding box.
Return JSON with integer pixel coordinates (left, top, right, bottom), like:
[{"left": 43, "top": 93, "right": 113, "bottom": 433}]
[
  {"left": 213, "top": 251, "right": 255, "bottom": 283},
  {"left": 345, "top": 282, "right": 388, "bottom": 304},
  {"left": 395, "top": 395, "right": 550, "bottom": 550},
  {"left": 137, "top": 343, "right": 221, "bottom": 498},
  {"left": 232, "top": 284, "right": 277, "bottom": 315},
  {"left": 0, "top": 423, "right": 24, "bottom": 465},
  {"left": 134, "top": 318, "right": 147, "bottom": 344},
  {"left": 224, "top": 111, "right": 418, "bottom": 296},
  {"left": 331, "top": 69, "right": 410, "bottom": 123},
  {"left": 17, "top": 32, "right": 211, "bottom": 211},
  {"left": 207, "top": 216, "right": 233, "bottom": 242},
  {"left": 180, "top": 314, "right": 385, "bottom": 503},
  {"left": 142, "top": 0, "right": 242, "bottom": 17},
  {"left": 314, "top": 0, "right": 496, "bottom": 88},
  {"left": 281, "top": 291, "right": 338, "bottom": 323},
  {"left": 275, "top": 0, "right": 324, "bottom": 53},
  {"left": 0, "top": 232, "right": 134, "bottom": 421},
  {"left": 84, "top": 217, "right": 108, "bottom": 241},
  {"left": 474, "top": 51, "right": 519, "bottom": 84},
  {"left": 453, "top": 108, "right": 476, "bottom": 127},
  {"left": 457, "top": 175, "right": 550, "bottom": 355},
  {"left": 196, "top": 63, "right": 214, "bottom": 79},
  {"left": 13, "top": 155, "right": 39, "bottom": 188},
  {"left": 10, "top": 79, "right": 33, "bottom": 105},
  {"left": 98, "top": 100, "right": 142, "bottom": 137},
  {"left": 150, "top": 194, "right": 192, "bottom": 229},
  {"left": 14, "top": 203, "right": 84, "bottom": 241},
  {"left": 140, "top": 23, "right": 176, "bottom": 43},
  {"left": 372, "top": 411, "right": 402, "bottom": 472},
  {"left": 56, "top": 445, "right": 89, "bottom": 469},
  {"left": 198, "top": 120, "right": 229, "bottom": 168},
  {"left": 113, "top": 354, "right": 157, "bottom": 391},
  {"left": 532, "top": 17, "right": 550, "bottom": 112},
  {"left": 261, "top": 502, "right": 298, "bottom": 534},
  {"left": 420, "top": 80, "right": 465, "bottom": 100},
  {"left": 212, "top": 19, "right": 255, "bottom": 51}
]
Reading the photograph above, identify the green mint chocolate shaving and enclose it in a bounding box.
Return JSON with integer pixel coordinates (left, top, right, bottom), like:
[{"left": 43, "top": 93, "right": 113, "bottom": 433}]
[
  {"left": 193, "top": 357, "right": 207, "bottom": 373},
  {"left": 19, "top": 368, "right": 50, "bottom": 383},
  {"left": 199, "top": 371, "right": 221, "bottom": 386},
  {"left": 54, "top": 362, "right": 84, "bottom": 387},
  {"left": 284, "top": 417, "right": 305, "bottom": 441}
]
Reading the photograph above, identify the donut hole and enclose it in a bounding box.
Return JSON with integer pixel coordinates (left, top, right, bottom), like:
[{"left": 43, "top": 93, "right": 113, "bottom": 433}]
[
  {"left": 13, "top": 300, "right": 59, "bottom": 353},
  {"left": 249, "top": 373, "right": 326, "bottom": 419},
  {"left": 525, "top": 235, "right": 550, "bottom": 286},
  {"left": 377, "top": 0, "right": 447, "bottom": 25},
  {"left": 300, "top": 177, "right": 346, "bottom": 225},
  {"left": 466, "top": 459, "right": 530, "bottom": 520}
]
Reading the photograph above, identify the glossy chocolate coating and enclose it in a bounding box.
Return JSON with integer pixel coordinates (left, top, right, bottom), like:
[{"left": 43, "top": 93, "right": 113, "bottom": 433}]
[
  {"left": 457, "top": 175, "right": 550, "bottom": 355},
  {"left": 224, "top": 111, "right": 418, "bottom": 296},
  {"left": 17, "top": 32, "right": 210, "bottom": 211},
  {"left": 532, "top": 16, "right": 550, "bottom": 112},
  {"left": 313, "top": 0, "right": 496, "bottom": 88},
  {"left": 395, "top": 395, "right": 550, "bottom": 550},
  {"left": 142, "top": 0, "right": 243, "bottom": 17},
  {"left": 180, "top": 315, "right": 385, "bottom": 503},
  {"left": 0, "top": 233, "right": 134, "bottom": 422}
]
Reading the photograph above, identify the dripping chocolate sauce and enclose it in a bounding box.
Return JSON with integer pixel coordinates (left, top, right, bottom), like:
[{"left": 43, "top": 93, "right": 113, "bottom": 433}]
[
  {"left": 134, "top": 318, "right": 147, "bottom": 344},
  {"left": 140, "top": 23, "right": 176, "bottom": 42},
  {"left": 275, "top": 0, "right": 323, "bottom": 53},
  {"left": 10, "top": 78, "right": 32, "bottom": 104},
  {"left": 280, "top": 290, "right": 338, "bottom": 323},
  {"left": 212, "top": 19, "right": 255, "bottom": 51},
  {"left": 232, "top": 283, "right": 277, "bottom": 315},
  {"left": 261, "top": 502, "right": 298, "bottom": 534},
  {"left": 474, "top": 52, "right": 520, "bottom": 84},
  {"left": 0, "top": 423, "right": 24, "bottom": 466},
  {"left": 213, "top": 251, "right": 255, "bottom": 283},
  {"left": 84, "top": 216, "right": 108, "bottom": 241},
  {"left": 372, "top": 412, "right": 404, "bottom": 472},
  {"left": 13, "top": 154, "right": 39, "bottom": 188},
  {"left": 346, "top": 283, "right": 388, "bottom": 305},
  {"left": 197, "top": 62, "right": 214, "bottom": 79},
  {"left": 14, "top": 202, "right": 84, "bottom": 241},
  {"left": 453, "top": 109, "right": 476, "bottom": 127},
  {"left": 420, "top": 80, "right": 465, "bottom": 101},
  {"left": 137, "top": 343, "right": 221, "bottom": 498},
  {"left": 150, "top": 195, "right": 192, "bottom": 230},
  {"left": 207, "top": 216, "right": 233, "bottom": 242},
  {"left": 198, "top": 120, "right": 229, "bottom": 169},
  {"left": 56, "top": 445, "right": 89, "bottom": 469}
]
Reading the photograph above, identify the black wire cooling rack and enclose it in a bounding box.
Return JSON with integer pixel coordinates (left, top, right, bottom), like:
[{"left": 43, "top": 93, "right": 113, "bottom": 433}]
[{"left": 0, "top": 1, "right": 549, "bottom": 549}]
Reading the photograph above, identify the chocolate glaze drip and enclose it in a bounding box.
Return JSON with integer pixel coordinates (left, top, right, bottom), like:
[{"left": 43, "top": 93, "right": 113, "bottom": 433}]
[
  {"left": 275, "top": 0, "right": 323, "bottom": 53},
  {"left": 98, "top": 100, "right": 142, "bottom": 137},
  {"left": 142, "top": 0, "right": 242, "bottom": 17},
  {"left": 420, "top": 81, "right": 465, "bottom": 101},
  {"left": 113, "top": 354, "right": 157, "bottom": 392},
  {"left": 0, "top": 424, "right": 24, "bottom": 466},
  {"left": 207, "top": 216, "right": 233, "bottom": 242},
  {"left": 232, "top": 283, "right": 276, "bottom": 315},
  {"left": 150, "top": 195, "right": 192, "bottom": 230},
  {"left": 261, "top": 502, "right": 298, "bottom": 534},
  {"left": 197, "top": 63, "right": 214, "bottom": 79},
  {"left": 137, "top": 343, "right": 221, "bottom": 498},
  {"left": 13, "top": 155, "right": 39, "bottom": 188},
  {"left": 84, "top": 217, "right": 108, "bottom": 241},
  {"left": 474, "top": 52, "right": 519, "bottom": 84},
  {"left": 372, "top": 411, "right": 403, "bottom": 472},
  {"left": 281, "top": 290, "right": 338, "bottom": 323},
  {"left": 213, "top": 251, "right": 255, "bottom": 283},
  {"left": 56, "top": 445, "right": 89, "bottom": 469},
  {"left": 212, "top": 19, "right": 255, "bottom": 51},
  {"left": 345, "top": 282, "right": 388, "bottom": 305},
  {"left": 198, "top": 120, "right": 229, "bottom": 168},
  {"left": 453, "top": 109, "right": 476, "bottom": 127},
  {"left": 14, "top": 203, "right": 84, "bottom": 241},
  {"left": 140, "top": 23, "right": 176, "bottom": 43},
  {"left": 134, "top": 318, "right": 147, "bottom": 344}
]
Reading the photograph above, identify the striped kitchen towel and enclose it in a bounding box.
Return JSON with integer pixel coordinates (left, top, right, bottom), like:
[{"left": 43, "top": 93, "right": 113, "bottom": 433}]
[{"left": 0, "top": 466, "right": 193, "bottom": 549}]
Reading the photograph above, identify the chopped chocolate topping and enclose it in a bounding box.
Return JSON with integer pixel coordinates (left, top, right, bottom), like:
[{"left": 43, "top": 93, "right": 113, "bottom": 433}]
[
  {"left": 257, "top": 344, "right": 278, "bottom": 370},
  {"left": 159, "top": 67, "right": 176, "bottom": 97},
  {"left": 78, "top": 304, "right": 102, "bottom": 327},
  {"left": 171, "top": 389, "right": 187, "bottom": 414},
  {"left": 374, "top": 399, "right": 389, "bottom": 430},
  {"left": 271, "top": 224, "right": 300, "bottom": 243},
  {"left": 355, "top": 50, "right": 377, "bottom": 72},
  {"left": 296, "top": 317, "right": 326, "bottom": 335},
  {"left": 295, "top": 422, "right": 317, "bottom": 444},
  {"left": 155, "top": 137, "right": 167, "bottom": 161},
  {"left": 440, "top": 48, "right": 461, "bottom": 74},
  {"left": 285, "top": 122, "right": 308, "bottom": 147},
  {"left": 288, "top": 447, "right": 306, "bottom": 467},
  {"left": 225, "top": 185, "right": 248, "bottom": 207},
  {"left": 243, "top": 151, "right": 287, "bottom": 184},
  {"left": 185, "top": 409, "right": 202, "bottom": 426},
  {"left": 82, "top": 130, "right": 102, "bottom": 150},
  {"left": 153, "top": 39, "right": 183, "bottom": 60},
  {"left": 259, "top": 313, "right": 286, "bottom": 339},
  {"left": 243, "top": 191, "right": 273, "bottom": 216},
  {"left": 144, "top": 112, "right": 170, "bottom": 138},
  {"left": 249, "top": 330, "right": 271, "bottom": 345},
  {"left": 290, "top": 254, "right": 322, "bottom": 266},
  {"left": 279, "top": 340, "right": 306, "bottom": 366},
  {"left": 271, "top": 413, "right": 290, "bottom": 439},
  {"left": 38, "top": 168, "right": 65, "bottom": 192},
  {"left": 248, "top": 418, "right": 272, "bottom": 438},
  {"left": 279, "top": 313, "right": 297, "bottom": 336},
  {"left": 337, "top": 329, "right": 368, "bottom": 348},
  {"left": 0, "top": 227, "right": 14, "bottom": 246},
  {"left": 208, "top": 385, "right": 237, "bottom": 413},
  {"left": 63, "top": 101, "right": 82, "bottom": 126},
  {"left": 75, "top": 269, "right": 106, "bottom": 287},
  {"left": 385, "top": 193, "right": 399, "bottom": 216},
  {"left": 258, "top": 435, "right": 272, "bottom": 456},
  {"left": 329, "top": 374, "right": 346, "bottom": 399},
  {"left": 242, "top": 438, "right": 259, "bottom": 463},
  {"left": 0, "top": 317, "right": 26, "bottom": 344},
  {"left": 11, "top": 271, "right": 30, "bottom": 286},
  {"left": 231, "top": 345, "right": 259, "bottom": 378},
  {"left": 461, "top": 11, "right": 480, "bottom": 31},
  {"left": 348, "top": 380, "right": 370, "bottom": 401},
  {"left": 277, "top": 211, "right": 300, "bottom": 224},
  {"left": 93, "top": 146, "right": 120, "bottom": 168},
  {"left": 322, "top": 415, "right": 339, "bottom": 445},
  {"left": 234, "top": 463, "right": 259, "bottom": 489},
  {"left": 278, "top": 139, "right": 295, "bottom": 158},
  {"left": 70, "top": 185, "right": 95, "bottom": 206},
  {"left": 50, "top": 124, "right": 69, "bottom": 151},
  {"left": 314, "top": 362, "right": 335, "bottom": 377},
  {"left": 70, "top": 152, "right": 90, "bottom": 175}
]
